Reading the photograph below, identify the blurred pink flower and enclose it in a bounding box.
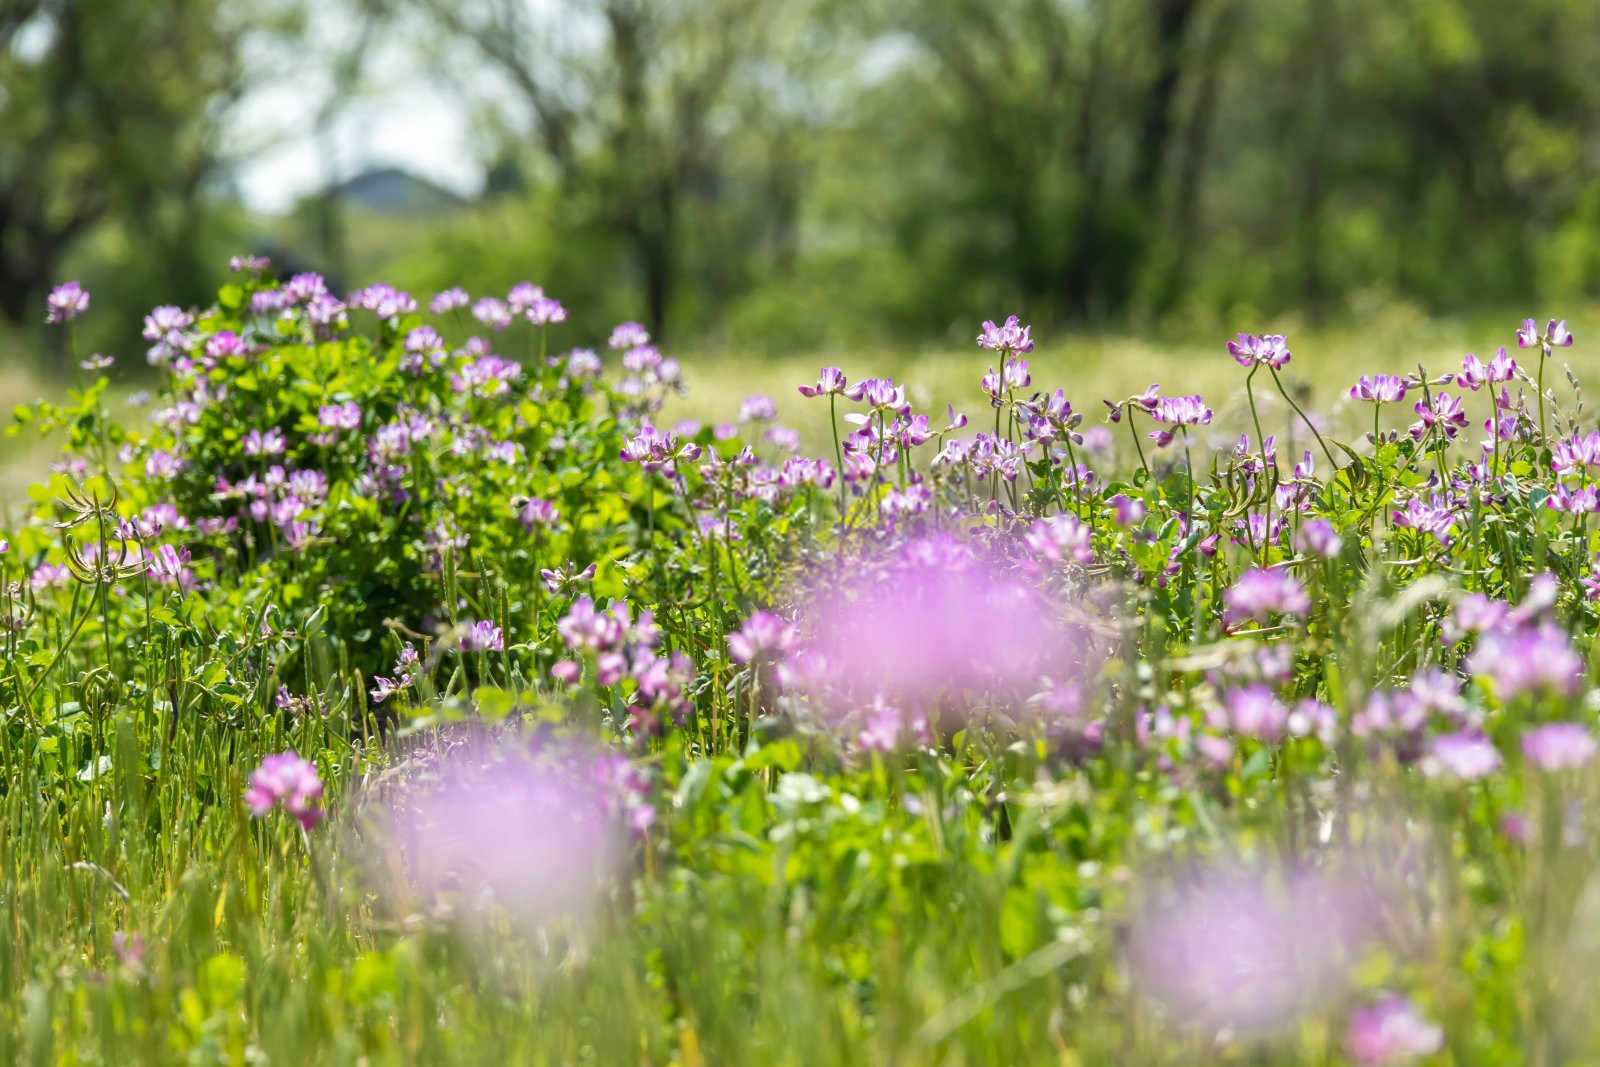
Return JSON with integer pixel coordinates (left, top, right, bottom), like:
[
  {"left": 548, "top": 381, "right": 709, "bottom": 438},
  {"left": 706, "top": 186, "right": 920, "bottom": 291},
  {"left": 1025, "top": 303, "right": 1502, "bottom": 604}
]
[
  {"left": 372, "top": 741, "right": 634, "bottom": 930},
  {"left": 1344, "top": 995, "right": 1443, "bottom": 1063},
  {"left": 244, "top": 750, "right": 324, "bottom": 829},
  {"left": 1128, "top": 860, "right": 1384, "bottom": 1036}
]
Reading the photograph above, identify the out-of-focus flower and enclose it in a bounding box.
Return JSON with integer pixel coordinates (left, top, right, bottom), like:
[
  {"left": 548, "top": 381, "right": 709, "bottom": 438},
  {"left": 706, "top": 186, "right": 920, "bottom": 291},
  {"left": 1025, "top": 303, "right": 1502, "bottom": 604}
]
[
  {"left": 728, "top": 610, "right": 796, "bottom": 664},
  {"left": 1295, "top": 519, "right": 1343, "bottom": 558},
  {"left": 1468, "top": 621, "right": 1582, "bottom": 699},
  {"left": 429, "top": 287, "right": 470, "bottom": 314},
  {"left": 1127, "top": 860, "right": 1384, "bottom": 1036},
  {"left": 1522, "top": 722, "right": 1598, "bottom": 771},
  {"left": 739, "top": 394, "right": 779, "bottom": 423},
  {"left": 369, "top": 741, "right": 635, "bottom": 930},
  {"left": 1224, "top": 568, "right": 1310, "bottom": 625},
  {"left": 1026, "top": 514, "right": 1094, "bottom": 565},
  {"left": 46, "top": 281, "right": 89, "bottom": 324},
  {"left": 1343, "top": 995, "right": 1443, "bottom": 1064},
  {"left": 1223, "top": 684, "right": 1290, "bottom": 742},
  {"left": 608, "top": 321, "right": 650, "bottom": 350},
  {"left": 471, "top": 297, "right": 512, "bottom": 330},
  {"left": 111, "top": 931, "right": 145, "bottom": 970},
  {"left": 244, "top": 750, "right": 324, "bottom": 829},
  {"left": 459, "top": 620, "right": 505, "bottom": 652},
  {"left": 1421, "top": 731, "right": 1501, "bottom": 781}
]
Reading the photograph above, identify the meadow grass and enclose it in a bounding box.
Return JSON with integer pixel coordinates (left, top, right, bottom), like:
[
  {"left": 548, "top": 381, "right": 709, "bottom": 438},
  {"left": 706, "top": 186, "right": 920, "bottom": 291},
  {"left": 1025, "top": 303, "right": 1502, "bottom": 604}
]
[{"left": 5, "top": 289, "right": 1600, "bottom": 1064}]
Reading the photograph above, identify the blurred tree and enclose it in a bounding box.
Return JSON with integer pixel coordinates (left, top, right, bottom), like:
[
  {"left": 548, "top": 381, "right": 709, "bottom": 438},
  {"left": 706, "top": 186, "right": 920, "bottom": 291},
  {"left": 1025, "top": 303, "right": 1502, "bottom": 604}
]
[
  {"left": 411, "top": 0, "right": 823, "bottom": 339},
  {"left": 0, "top": 0, "right": 291, "bottom": 331}
]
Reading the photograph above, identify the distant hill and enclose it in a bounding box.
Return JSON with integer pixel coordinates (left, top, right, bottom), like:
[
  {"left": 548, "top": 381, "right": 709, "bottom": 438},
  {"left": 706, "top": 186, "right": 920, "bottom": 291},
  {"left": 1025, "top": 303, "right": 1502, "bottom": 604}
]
[{"left": 329, "top": 166, "right": 469, "bottom": 216}]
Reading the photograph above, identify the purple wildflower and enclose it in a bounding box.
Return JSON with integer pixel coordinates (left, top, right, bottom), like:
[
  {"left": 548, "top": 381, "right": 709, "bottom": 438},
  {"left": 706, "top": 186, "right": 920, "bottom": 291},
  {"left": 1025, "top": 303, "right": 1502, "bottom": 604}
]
[
  {"left": 798, "top": 367, "right": 848, "bottom": 398},
  {"left": 608, "top": 322, "right": 651, "bottom": 350},
  {"left": 1146, "top": 394, "right": 1213, "bottom": 447},
  {"left": 728, "top": 610, "right": 796, "bottom": 664},
  {"left": 1522, "top": 722, "right": 1598, "bottom": 771},
  {"left": 1226, "top": 332, "right": 1291, "bottom": 370},
  {"left": 739, "top": 395, "right": 779, "bottom": 423},
  {"left": 1421, "top": 731, "right": 1502, "bottom": 781},
  {"left": 1224, "top": 568, "right": 1310, "bottom": 625},
  {"left": 1295, "top": 518, "right": 1343, "bottom": 558},
  {"left": 471, "top": 297, "right": 512, "bottom": 330},
  {"left": 976, "top": 314, "right": 1033, "bottom": 354},
  {"left": 1409, "top": 392, "right": 1468, "bottom": 442},
  {"left": 1456, "top": 348, "right": 1516, "bottom": 391},
  {"left": 243, "top": 750, "right": 324, "bottom": 829},
  {"left": 1390, "top": 495, "right": 1457, "bottom": 546},
  {"left": 429, "top": 287, "right": 470, "bottom": 314},
  {"left": 1026, "top": 514, "right": 1094, "bottom": 565},
  {"left": 1349, "top": 374, "right": 1409, "bottom": 404},
  {"left": 45, "top": 281, "right": 89, "bottom": 324},
  {"left": 460, "top": 620, "right": 505, "bottom": 652},
  {"left": 1344, "top": 996, "right": 1443, "bottom": 1064},
  {"left": 1127, "top": 861, "right": 1382, "bottom": 1036},
  {"left": 1468, "top": 621, "right": 1583, "bottom": 699},
  {"left": 1224, "top": 684, "right": 1290, "bottom": 742}
]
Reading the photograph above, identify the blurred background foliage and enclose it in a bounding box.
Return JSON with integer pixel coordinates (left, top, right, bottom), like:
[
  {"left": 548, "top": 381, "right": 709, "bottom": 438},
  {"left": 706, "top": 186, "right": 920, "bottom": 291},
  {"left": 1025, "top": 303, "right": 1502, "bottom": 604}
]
[{"left": 4, "top": 0, "right": 1600, "bottom": 369}]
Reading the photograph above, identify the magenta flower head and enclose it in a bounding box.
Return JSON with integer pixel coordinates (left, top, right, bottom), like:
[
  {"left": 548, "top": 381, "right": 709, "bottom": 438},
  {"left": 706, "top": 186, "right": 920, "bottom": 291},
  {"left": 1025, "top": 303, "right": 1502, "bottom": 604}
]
[
  {"left": 471, "top": 297, "right": 512, "bottom": 330},
  {"left": 798, "top": 367, "right": 848, "bottom": 398},
  {"left": 1223, "top": 684, "right": 1290, "bottom": 742},
  {"left": 739, "top": 394, "right": 779, "bottom": 423},
  {"left": 1522, "top": 721, "right": 1598, "bottom": 772},
  {"left": 368, "top": 739, "right": 634, "bottom": 932},
  {"left": 1409, "top": 392, "right": 1468, "bottom": 441},
  {"left": 1226, "top": 332, "right": 1291, "bottom": 370},
  {"left": 459, "top": 619, "right": 505, "bottom": 652},
  {"left": 1127, "top": 859, "right": 1383, "bottom": 1037},
  {"left": 976, "top": 314, "right": 1033, "bottom": 354},
  {"left": 429, "top": 287, "right": 470, "bottom": 314},
  {"left": 1344, "top": 995, "right": 1443, "bottom": 1064},
  {"left": 1391, "top": 494, "right": 1457, "bottom": 546},
  {"left": 1456, "top": 348, "right": 1516, "bottom": 391},
  {"left": 1349, "top": 374, "right": 1409, "bottom": 404},
  {"left": 1224, "top": 568, "right": 1310, "bottom": 626},
  {"left": 1026, "top": 514, "right": 1094, "bottom": 565},
  {"left": 728, "top": 610, "right": 796, "bottom": 665},
  {"left": 608, "top": 321, "right": 651, "bottom": 350},
  {"left": 1295, "top": 518, "right": 1343, "bottom": 558},
  {"left": 787, "top": 535, "right": 1098, "bottom": 733},
  {"left": 1421, "top": 731, "right": 1502, "bottom": 781},
  {"left": 45, "top": 281, "right": 89, "bottom": 324},
  {"left": 1467, "top": 620, "right": 1583, "bottom": 700},
  {"left": 1146, "top": 394, "right": 1213, "bottom": 447},
  {"left": 1520, "top": 317, "right": 1574, "bottom": 350},
  {"left": 244, "top": 750, "right": 324, "bottom": 829}
]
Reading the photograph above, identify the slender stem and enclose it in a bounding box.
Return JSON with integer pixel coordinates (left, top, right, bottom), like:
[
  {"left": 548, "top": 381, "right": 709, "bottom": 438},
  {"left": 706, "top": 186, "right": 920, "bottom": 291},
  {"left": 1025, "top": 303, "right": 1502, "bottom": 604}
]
[
  {"left": 828, "top": 393, "right": 847, "bottom": 535},
  {"left": 1245, "top": 367, "right": 1271, "bottom": 563},
  {"left": 1537, "top": 348, "right": 1549, "bottom": 444},
  {"left": 1270, "top": 367, "right": 1338, "bottom": 472},
  {"left": 1125, "top": 409, "right": 1150, "bottom": 479},
  {"left": 1181, "top": 428, "right": 1196, "bottom": 523}
]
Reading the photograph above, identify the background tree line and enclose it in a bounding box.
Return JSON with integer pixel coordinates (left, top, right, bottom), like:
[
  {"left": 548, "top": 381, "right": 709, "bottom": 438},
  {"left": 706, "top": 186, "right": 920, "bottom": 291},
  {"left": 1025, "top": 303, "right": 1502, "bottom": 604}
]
[{"left": 5, "top": 0, "right": 1600, "bottom": 363}]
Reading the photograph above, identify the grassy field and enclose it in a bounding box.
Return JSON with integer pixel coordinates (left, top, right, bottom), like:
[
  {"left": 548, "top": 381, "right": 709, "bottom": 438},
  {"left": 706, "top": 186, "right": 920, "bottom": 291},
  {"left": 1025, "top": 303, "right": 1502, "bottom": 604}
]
[
  {"left": 6, "top": 289, "right": 1600, "bottom": 1062},
  {"left": 1, "top": 306, "right": 1571, "bottom": 498}
]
